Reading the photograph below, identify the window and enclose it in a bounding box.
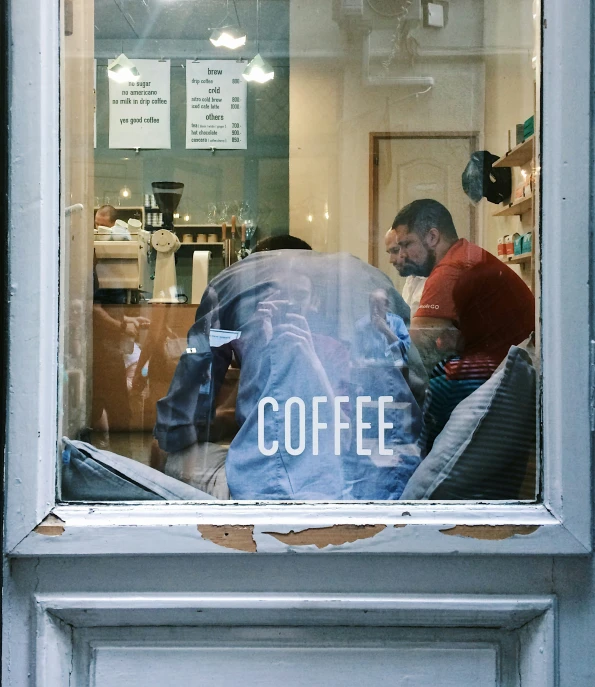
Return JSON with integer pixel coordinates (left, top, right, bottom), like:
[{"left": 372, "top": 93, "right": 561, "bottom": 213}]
[{"left": 60, "top": 0, "right": 540, "bottom": 504}]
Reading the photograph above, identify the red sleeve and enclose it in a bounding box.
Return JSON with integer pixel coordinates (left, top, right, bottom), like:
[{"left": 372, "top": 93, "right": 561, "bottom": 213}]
[{"left": 414, "top": 264, "right": 460, "bottom": 321}]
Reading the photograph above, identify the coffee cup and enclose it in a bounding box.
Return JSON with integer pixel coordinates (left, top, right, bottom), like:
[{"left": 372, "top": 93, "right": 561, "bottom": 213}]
[
  {"left": 182, "top": 233, "right": 193, "bottom": 243},
  {"left": 128, "top": 218, "right": 142, "bottom": 234},
  {"left": 196, "top": 233, "right": 207, "bottom": 243}
]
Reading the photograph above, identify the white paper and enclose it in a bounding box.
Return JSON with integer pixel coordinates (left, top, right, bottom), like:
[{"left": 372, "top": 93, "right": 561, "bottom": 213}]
[
  {"left": 209, "top": 328, "right": 242, "bottom": 347},
  {"left": 186, "top": 60, "right": 247, "bottom": 150},
  {"left": 109, "top": 59, "right": 171, "bottom": 149},
  {"left": 191, "top": 251, "right": 211, "bottom": 305}
]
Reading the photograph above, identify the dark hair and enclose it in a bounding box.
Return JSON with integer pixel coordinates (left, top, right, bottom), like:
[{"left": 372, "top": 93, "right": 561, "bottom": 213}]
[
  {"left": 391, "top": 199, "right": 458, "bottom": 242},
  {"left": 253, "top": 235, "right": 313, "bottom": 252},
  {"left": 96, "top": 204, "right": 118, "bottom": 224}
]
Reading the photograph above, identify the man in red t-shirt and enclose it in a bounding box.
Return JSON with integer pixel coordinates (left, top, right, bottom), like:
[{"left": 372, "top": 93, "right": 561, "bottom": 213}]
[{"left": 386, "top": 198, "right": 535, "bottom": 453}]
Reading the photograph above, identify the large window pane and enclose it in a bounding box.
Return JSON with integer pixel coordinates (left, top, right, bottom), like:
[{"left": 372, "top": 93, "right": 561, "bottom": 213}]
[{"left": 60, "top": 0, "right": 539, "bottom": 502}]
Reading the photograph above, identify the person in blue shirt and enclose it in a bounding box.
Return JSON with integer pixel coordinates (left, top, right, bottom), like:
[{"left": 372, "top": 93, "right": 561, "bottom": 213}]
[
  {"left": 155, "top": 249, "right": 424, "bottom": 500},
  {"left": 354, "top": 288, "right": 411, "bottom": 364}
]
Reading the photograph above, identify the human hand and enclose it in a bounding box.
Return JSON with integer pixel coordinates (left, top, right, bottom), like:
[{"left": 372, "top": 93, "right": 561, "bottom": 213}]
[
  {"left": 372, "top": 313, "right": 390, "bottom": 335},
  {"left": 275, "top": 312, "right": 316, "bottom": 357},
  {"left": 248, "top": 294, "right": 289, "bottom": 345},
  {"left": 122, "top": 316, "right": 150, "bottom": 339}
]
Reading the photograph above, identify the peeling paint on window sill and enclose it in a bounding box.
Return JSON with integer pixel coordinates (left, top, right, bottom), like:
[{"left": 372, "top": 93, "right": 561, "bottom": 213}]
[
  {"left": 439, "top": 525, "right": 540, "bottom": 540},
  {"left": 264, "top": 524, "right": 387, "bottom": 549}
]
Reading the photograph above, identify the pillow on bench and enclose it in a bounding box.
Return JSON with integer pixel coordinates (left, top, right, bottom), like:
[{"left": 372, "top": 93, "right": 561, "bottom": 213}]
[{"left": 400, "top": 346, "right": 536, "bottom": 501}]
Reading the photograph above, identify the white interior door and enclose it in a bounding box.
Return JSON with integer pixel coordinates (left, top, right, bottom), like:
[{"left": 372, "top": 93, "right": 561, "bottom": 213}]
[{"left": 376, "top": 136, "right": 476, "bottom": 290}]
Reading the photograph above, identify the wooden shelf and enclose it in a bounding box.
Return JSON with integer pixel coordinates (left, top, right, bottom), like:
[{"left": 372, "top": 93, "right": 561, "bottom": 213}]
[
  {"left": 493, "top": 136, "right": 534, "bottom": 168},
  {"left": 507, "top": 252, "right": 532, "bottom": 264},
  {"left": 172, "top": 224, "right": 221, "bottom": 230},
  {"left": 177, "top": 242, "right": 224, "bottom": 247},
  {"left": 94, "top": 206, "right": 143, "bottom": 211},
  {"left": 493, "top": 196, "right": 533, "bottom": 217}
]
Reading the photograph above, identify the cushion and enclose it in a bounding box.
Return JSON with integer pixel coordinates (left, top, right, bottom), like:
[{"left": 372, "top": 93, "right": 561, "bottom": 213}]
[
  {"left": 400, "top": 346, "right": 536, "bottom": 500},
  {"left": 61, "top": 438, "right": 215, "bottom": 501}
]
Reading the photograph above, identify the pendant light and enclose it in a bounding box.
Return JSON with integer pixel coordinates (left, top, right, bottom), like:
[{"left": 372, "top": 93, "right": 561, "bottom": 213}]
[
  {"left": 210, "top": 0, "right": 247, "bottom": 50},
  {"left": 243, "top": 0, "right": 274, "bottom": 83},
  {"left": 108, "top": 53, "right": 140, "bottom": 83}
]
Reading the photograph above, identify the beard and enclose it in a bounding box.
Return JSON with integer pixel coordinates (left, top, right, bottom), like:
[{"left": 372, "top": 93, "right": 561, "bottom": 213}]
[{"left": 401, "top": 249, "right": 436, "bottom": 278}]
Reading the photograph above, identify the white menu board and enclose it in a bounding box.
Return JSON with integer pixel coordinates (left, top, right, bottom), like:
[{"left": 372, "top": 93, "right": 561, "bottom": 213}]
[
  {"left": 186, "top": 60, "right": 247, "bottom": 150},
  {"left": 109, "top": 59, "right": 171, "bottom": 149}
]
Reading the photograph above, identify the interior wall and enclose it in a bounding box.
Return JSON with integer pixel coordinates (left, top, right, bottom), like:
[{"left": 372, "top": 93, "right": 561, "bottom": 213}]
[
  {"left": 289, "top": 0, "right": 486, "bottom": 270},
  {"left": 94, "top": 63, "right": 289, "bottom": 236},
  {"left": 288, "top": 0, "right": 346, "bottom": 251},
  {"left": 93, "top": 0, "right": 291, "bottom": 239},
  {"left": 290, "top": 0, "right": 536, "bottom": 280},
  {"left": 337, "top": 58, "right": 484, "bottom": 262},
  {"left": 482, "top": 0, "right": 535, "bottom": 259}
]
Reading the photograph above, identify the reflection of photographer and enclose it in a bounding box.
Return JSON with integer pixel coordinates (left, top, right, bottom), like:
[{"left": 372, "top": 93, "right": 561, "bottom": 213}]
[
  {"left": 155, "top": 249, "right": 424, "bottom": 500},
  {"left": 354, "top": 288, "right": 410, "bottom": 363}
]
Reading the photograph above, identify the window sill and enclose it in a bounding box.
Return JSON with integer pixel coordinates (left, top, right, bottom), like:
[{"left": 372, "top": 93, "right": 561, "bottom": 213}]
[{"left": 9, "top": 501, "right": 590, "bottom": 556}]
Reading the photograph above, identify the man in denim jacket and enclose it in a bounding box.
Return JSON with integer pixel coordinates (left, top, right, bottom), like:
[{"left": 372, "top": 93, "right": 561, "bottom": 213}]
[{"left": 155, "top": 250, "right": 425, "bottom": 500}]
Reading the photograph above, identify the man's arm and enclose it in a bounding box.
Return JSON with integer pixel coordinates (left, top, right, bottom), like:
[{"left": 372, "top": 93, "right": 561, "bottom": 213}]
[{"left": 410, "top": 316, "right": 462, "bottom": 371}]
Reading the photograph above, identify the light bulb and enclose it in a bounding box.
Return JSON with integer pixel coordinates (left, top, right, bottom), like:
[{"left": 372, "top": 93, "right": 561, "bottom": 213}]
[
  {"left": 184, "top": 214, "right": 191, "bottom": 222},
  {"left": 210, "top": 26, "right": 247, "bottom": 49},
  {"left": 120, "top": 186, "right": 131, "bottom": 199},
  {"left": 107, "top": 54, "right": 140, "bottom": 83},
  {"left": 242, "top": 54, "right": 274, "bottom": 83}
]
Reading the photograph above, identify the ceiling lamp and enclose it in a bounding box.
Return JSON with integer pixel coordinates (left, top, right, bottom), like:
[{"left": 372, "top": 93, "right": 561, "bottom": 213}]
[
  {"left": 242, "top": 0, "right": 274, "bottom": 83},
  {"left": 210, "top": 25, "right": 246, "bottom": 50},
  {"left": 210, "top": 0, "right": 246, "bottom": 50},
  {"left": 107, "top": 53, "right": 140, "bottom": 83},
  {"left": 243, "top": 53, "right": 274, "bottom": 83}
]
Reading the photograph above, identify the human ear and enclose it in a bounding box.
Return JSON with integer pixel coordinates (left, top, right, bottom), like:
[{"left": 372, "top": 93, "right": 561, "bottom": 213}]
[{"left": 425, "top": 227, "right": 440, "bottom": 248}]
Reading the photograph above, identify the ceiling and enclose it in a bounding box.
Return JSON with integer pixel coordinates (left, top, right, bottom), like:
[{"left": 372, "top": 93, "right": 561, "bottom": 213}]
[{"left": 95, "top": 0, "right": 289, "bottom": 43}]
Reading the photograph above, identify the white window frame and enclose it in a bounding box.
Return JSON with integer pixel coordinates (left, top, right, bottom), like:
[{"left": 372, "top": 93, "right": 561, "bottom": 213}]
[{"left": 4, "top": 0, "right": 592, "bottom": 556}]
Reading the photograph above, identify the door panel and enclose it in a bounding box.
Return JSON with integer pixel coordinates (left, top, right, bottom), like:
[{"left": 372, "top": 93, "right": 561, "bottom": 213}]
[
  {"left": 375, "top": 137, "right": 475, "bottom": 290},
  {"left": 75, "top": 627, "right": 510, "bottom": 687},
  {"left": 91, "top": 642, "right": 497, "bottom": 687}
]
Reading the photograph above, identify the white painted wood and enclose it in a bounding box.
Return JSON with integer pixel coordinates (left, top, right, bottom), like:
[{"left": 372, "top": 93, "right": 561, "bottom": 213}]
[
  {"left": 5, "top": 0, "right": 60, "bottom": 551},
  {"left": 10, "top": 503, "right": 588, "bottom": 556},
  {"left": 540, "top": 0, "right": 592, "bottom": 548},
  {"left": 91, "top": 643, "right": 498, "bottom": 687},
  {"left": 30, "top": 593, "right": 554, "bottom": 687},
  {"left": 2, "top": 0, "right": 592, "bottom": 561},
  {"left": 1, "top": 1, "right": 594, "bottom": 685},
  {"left": 35, "top": 592, "right": 554, "bottom": 630}
]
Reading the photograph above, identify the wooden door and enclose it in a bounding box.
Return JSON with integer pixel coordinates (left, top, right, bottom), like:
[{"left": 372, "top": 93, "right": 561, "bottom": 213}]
[{"left": 370, "top": 134, "right": 477, "bottom": 290}]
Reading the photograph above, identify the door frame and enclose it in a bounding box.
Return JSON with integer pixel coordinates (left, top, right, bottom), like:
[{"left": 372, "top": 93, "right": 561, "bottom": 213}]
[{"left": 368, "top": 131, "right": 479, "bottom": 266}]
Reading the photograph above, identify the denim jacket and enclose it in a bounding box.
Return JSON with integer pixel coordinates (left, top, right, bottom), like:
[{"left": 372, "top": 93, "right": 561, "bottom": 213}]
[{"left": 155, "top": 250, "right": 423, "bottom": 500}]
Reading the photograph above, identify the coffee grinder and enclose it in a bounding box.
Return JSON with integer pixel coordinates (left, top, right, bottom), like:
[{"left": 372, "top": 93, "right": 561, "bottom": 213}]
[{"left": 149, "top": 182, "right": 184, "bottom": 303}]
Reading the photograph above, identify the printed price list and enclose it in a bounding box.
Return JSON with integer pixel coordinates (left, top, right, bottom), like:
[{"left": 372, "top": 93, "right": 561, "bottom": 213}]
[{"left": 186, "top": 61, "right": 247, "bottom": 150}]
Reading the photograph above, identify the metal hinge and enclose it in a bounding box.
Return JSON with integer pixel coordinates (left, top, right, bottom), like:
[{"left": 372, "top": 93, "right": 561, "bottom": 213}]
[{"left": 590, "top": 340, "right": 595, "bottom": 431}]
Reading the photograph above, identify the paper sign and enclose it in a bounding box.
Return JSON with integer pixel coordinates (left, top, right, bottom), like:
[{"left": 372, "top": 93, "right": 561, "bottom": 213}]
[
  {"left": 109, "top": 59, "right": 171, "bottom": 149},
  {"left": 209, "top": 329, "right": 242, "bottom": 347},
  {"left": 186, "top": 60, "right": 247, "bottom": 149}
]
